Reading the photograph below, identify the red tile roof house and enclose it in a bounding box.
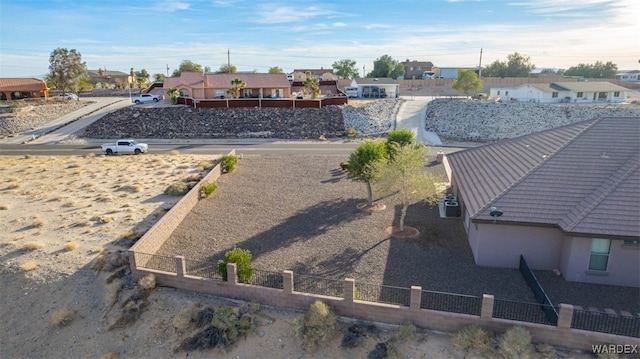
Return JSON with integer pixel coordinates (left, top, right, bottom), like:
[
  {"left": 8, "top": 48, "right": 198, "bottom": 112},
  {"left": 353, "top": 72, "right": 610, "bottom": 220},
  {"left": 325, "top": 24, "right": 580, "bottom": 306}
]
[
  {"left": 163, "top": 72, "right": 292, "bottom": 102},
  {"left": 443, "top": 117, "right": 640, "bottom": 288},
  {"left": 0, "top": 78, "right": 49, "bottom": 100}
]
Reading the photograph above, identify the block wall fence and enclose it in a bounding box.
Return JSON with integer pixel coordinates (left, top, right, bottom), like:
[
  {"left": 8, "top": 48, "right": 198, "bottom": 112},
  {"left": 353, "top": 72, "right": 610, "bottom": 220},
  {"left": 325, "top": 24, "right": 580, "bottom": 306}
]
[{"left": 128, "top": 149, "right": 637, "bottom": 351}]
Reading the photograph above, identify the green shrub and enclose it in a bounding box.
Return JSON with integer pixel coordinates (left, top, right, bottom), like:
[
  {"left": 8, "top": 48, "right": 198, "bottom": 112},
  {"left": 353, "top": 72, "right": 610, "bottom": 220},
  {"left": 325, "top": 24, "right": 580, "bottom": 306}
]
[
  {"left": 451, "top": 325, "right": 494, "bottom": 357},
  {"left": 164, "top": 182, "right": 189, "bottom": 196},
  {"left": 220, "top": 154, "right": 238, "bottom": 173},
  {"left": 295, "top": 300, "right": 336, "bottom": 352},
  {"left": 498, "top": 326, "right": 532, "bottom": 359},
  {"left": 200, "top": 181, "right": 217, "bottom": 198},
  {"left": 396, "top": 322, "right": 416, "bottom": 342},
  {"left": 218, "top": 247, "right": 253, "bottom": 283}
]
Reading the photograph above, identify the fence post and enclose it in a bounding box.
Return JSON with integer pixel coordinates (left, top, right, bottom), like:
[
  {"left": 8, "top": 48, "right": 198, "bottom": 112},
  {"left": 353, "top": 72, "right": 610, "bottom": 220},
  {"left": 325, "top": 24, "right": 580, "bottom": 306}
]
[
  {"left": 557, "top": 303, "right": 574, "bottom": 329},
  {"left": 481, "top": 294, "right": 494, "bottom": 319},
  {"left": 283, "top": 270, "right": 293, "bottom": 294},
  {"left": 410, "top": 286, "right": 422, "bottom": 311},
  {"left": 344, "top": 278, "right": 355, "bottom": 303},
  {"left": 226, "top": 263, "right": 238, "bottom": 285},
  {"left": 175, "top": 255, "right": 185, "bottom": 277}
]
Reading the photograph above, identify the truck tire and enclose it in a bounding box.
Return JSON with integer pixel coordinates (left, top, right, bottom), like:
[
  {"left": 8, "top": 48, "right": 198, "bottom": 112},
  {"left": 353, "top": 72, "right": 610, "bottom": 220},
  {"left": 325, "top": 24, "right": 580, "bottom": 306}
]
[
  {"left": 135, "top": 100, "right": 141, "bottom": 104},
  {"left": 106, "top": 149, "right": 113, "bottom": 155},
  {"left": 153, "top": 98, "right": 159, "bottom": 102},
  {"left": 134, "top": 149, "right": 141, "bottom": 155}
]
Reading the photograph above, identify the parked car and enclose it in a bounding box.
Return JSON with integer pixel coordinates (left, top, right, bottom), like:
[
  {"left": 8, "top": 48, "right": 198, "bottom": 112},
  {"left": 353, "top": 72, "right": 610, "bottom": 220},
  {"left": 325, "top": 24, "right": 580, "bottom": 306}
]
[
  {"left": 132, "top": 93, "right": 160, "bottom": 104},
  {"left": 58, "top": 93, "right": 78, "bottom": 100},
  {"left": 100, "top": 139, "right": 149, "bottom": 155}
]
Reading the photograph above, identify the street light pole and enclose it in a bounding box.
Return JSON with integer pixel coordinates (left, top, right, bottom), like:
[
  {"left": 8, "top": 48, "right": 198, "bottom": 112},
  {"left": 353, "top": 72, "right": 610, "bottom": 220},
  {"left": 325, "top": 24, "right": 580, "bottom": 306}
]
[{"left": 129, "top": 68, "right": 134, "bottom": 102}]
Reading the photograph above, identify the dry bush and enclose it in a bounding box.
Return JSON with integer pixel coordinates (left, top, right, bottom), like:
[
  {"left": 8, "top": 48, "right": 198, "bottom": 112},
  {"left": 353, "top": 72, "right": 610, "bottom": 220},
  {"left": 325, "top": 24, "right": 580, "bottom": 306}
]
[
  {"left": 63, "top": 201, "right": 76, "bottom": 208},
  {"left": 99, "top": 352, "right": 118, "bottom": 359},
  {"left": 51, "top": 309, "right": 76, "bottom": 327},
  {"left": 0, "top": 203, "right": 8, "bottom": 210},
  {"left": 184, "top": 173, "right": 203, "bottom": 182},
  {"left": 20, "top": 260, "right": 38, "bottom": 271},
  {"left": 138, "top": 274, "right": 156, "bottom": 290},
  {"left": 7, "top": 182, "right": 21, "bottom": 189},
  {"left": 535, "top": 343, "right": 556, "bottom": 358},
  {"left": 64, "top": 242, "right": 79, "bottom": 251},
  {"left": 84, "top": 152, "right": 96, "bottom": 158},
  {"left": 23, "top": 241, "right": 45, "bottom": 250},
  {"left": 95, "top": 246, "right": 105, "bottom": 253},
  {"left": 396, "top": 322, "right": 416, "bottom": 342},
  {"left": 498, "top": 326, "right": 533, "bottom": 359},
  {"left": 168, "top": 150, "right": 180, "bottom": 156},
  {"left": 173, "top": 304, "right": 200, "bottom": 331},
  {"left": 452, "top": 325, "right": 494, "bottom": 357},
  {"left": 295, "top": 301, "right": 336, "bottom": 353},
  {"left": 198, "top": 160, "right": 214, "bottom": 170},
  {"left": 164, "top": 182, "right": 190, "bottom": 196},
  {"left": 31, "top": 217, "right": 46, "bottom": 227}
]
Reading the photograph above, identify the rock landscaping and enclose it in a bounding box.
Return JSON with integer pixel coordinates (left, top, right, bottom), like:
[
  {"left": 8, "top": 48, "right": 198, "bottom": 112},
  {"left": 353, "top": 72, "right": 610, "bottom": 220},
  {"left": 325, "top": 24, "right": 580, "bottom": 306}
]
[
  {"left": 425, "top": 99, "right": 640, "bottom": 142},
  {"left": 0, "top": 100, "right": 91, "bottom": 136}
]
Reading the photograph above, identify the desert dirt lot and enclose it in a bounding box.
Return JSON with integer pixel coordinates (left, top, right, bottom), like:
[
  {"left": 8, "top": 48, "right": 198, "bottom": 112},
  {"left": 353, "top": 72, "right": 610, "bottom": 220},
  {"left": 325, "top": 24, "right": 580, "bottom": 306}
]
[{"left": 0, "top": 152, "right": 599, "bottom": 358}]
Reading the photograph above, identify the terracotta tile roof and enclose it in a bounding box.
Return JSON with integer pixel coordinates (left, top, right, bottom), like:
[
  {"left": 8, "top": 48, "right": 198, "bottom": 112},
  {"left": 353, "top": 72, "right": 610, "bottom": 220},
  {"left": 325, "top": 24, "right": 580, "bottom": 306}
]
[
  {"left": 207, "top": 73, "right": 290, "bottom": 88},
  {"left": 446, "top": 117, "right": 640, "bottom": 239},
  {"left": 0, "top": 78, "right": 48, "bottom": 92}
]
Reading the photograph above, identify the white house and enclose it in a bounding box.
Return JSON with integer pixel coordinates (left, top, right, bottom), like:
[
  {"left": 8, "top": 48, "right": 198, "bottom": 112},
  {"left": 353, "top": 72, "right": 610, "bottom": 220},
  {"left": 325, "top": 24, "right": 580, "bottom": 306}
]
[
  {"left": 617, "top": 70, "right": 640, "bottom": 83},
  {"left": 351, "top": 78, "right": 399, "bottom": 98},
  {"left": 488, "top": 82, "right": 628, "bottom": 103}
]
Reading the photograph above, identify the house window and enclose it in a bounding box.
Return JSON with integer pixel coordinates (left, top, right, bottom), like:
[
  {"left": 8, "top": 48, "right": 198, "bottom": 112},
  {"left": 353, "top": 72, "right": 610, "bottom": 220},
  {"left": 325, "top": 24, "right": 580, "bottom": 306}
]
[
  {"left": 614, "top": 91, "right": 620, "bottom": 97},
  {"left": 552, "top": 92, "right": 558, "bottom": 98},
  {"left": 497, "top": 91, "right": 501, "bottom": 95},
  {"left": 409, "top": 66, "right": 413, "bottom": 71},
  {"left": 588, "top": 238, "right": 611, "bottom": 271},
  {"left": 417, "top": 66, "right": 421, "bottom": 71},
  {"left": 505, "top": 91, "right": 509, "bottom": 96},
  {"left": 577, "top": 92, "right": 583, "bottom": 98},
  {"left": 598, "top": 92, "right": 607, "bottom": 99}
]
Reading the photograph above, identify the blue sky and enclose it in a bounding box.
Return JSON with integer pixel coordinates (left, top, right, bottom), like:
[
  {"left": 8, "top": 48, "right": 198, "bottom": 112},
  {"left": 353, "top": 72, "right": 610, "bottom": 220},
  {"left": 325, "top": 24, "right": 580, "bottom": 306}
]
[{"left": 1, "top": 0, "right": 638, "bottom": 78}]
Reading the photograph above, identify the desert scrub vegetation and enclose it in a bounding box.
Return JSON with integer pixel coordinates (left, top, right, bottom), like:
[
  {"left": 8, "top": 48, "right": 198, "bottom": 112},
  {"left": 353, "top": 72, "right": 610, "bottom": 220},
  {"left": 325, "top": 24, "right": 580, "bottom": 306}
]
[
  {"left": 20, "top": 260, "right": 38, "bottom": 271},
  {"left": 0, "top": 203, "right": 8, "bottom": 210},
  {"left": 295, "top": 300, "right": 336, "bottom": 353},
  {"left": 200, "top": 181, "right": 217, "bottom": 198},
  {"left": 164, "top": 182, "right": 191, "bottom": 196},
  {"left": 396, "top": 321, "right": 416, "bottom": 342},
  {"left": 341, "top": 322, "right": 377, "bottom": 349},
  {"left": 218, "top": 247, "right": 253, "bottom": 283},
  {"left": 451, "top": 325, "right": 494, "bottom": 357},
  {"left": 23, "top": 241, "right": 45, "bottom": 251},
  {"left": 197, "top": 159, "right": 214, "bottom": 171},
  {"left": 219, "top": 154, "right": 238, "bottom": 173},
  {"left": 498, "top": 326, "right": 533, "bottom": 359},
  {"left": 64, "top": 242, "right": 79, "bottom": 251},
  {"left": 138, "top": 274, "right": 156, "bottom": 290},
  {"left": 51, "top": 309, "right": 76, "bottom": 327}
]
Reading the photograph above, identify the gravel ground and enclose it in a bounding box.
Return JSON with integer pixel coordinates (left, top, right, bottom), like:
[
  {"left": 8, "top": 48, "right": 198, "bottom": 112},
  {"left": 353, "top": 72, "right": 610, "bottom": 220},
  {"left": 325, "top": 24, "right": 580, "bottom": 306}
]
[{"left": 156, "top": 155, "right": 639, "bottom": 312}]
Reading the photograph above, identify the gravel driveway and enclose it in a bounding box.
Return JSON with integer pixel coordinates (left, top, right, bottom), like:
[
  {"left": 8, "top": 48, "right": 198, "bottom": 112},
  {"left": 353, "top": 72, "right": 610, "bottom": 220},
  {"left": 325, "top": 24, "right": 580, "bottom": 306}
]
[{"left": 157, "top": 154, "right": 639, "bottom": 311}]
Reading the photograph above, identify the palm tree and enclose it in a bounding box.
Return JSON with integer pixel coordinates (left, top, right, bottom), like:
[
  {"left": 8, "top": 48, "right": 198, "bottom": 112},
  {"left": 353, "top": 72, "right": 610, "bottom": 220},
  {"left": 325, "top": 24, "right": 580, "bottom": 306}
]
[
  {"left": 167, "top": 88, "right": 179, "bottom": 104},
  {"left": 303, "top": 77, "right": 320, "bottom": 99},
  {"left": 229, "top": 78, "right": 246, "bottom": 99}
]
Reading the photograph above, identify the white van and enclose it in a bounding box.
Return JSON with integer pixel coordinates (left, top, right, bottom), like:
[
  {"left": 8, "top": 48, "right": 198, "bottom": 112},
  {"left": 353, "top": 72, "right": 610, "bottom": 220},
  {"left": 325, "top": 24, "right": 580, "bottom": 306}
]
[{"left": 344, "top": 87, "right": 358, "bottom": 98}]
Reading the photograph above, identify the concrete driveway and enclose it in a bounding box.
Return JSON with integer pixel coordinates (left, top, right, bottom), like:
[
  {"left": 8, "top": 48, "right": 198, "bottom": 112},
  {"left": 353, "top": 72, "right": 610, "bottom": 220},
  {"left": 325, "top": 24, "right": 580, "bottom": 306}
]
[{"left": 396, "top": 96, "right": 442, "bottom": 145}]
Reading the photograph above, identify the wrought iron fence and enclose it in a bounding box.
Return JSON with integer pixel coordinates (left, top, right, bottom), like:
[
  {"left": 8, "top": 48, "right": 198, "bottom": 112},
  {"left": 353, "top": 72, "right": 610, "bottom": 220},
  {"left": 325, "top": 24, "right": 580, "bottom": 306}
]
[
  {"left": 294, "top": 274, "right": 343, "bottom": 298},
  {"left": 420, "top": 290, "right": 482, "bottom": 315},
  {"left": 355, "top": 282, "right": 411, "bottom": 307},
  {"left": 493, "top": 298, "right": 558, "bottom": 325},
  {"left": 249, "top": 269, "right": 283, "bottom": 289},
  {"left": 572, "top": 308, "right": 640, "bottom": 338},
  {"left": 135, "top": 252, "right": 176, "bottom": 273},
  {"left": 184, "top": 258, "right": 222, "bottom": 280},
  {"left": 519, "top": 255, "right": 559, "bottom": 324}
]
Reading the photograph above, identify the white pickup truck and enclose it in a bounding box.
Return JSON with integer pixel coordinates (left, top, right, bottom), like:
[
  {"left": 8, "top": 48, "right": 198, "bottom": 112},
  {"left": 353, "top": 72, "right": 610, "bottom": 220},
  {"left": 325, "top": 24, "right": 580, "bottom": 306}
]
[{"left": 100, "top": 140, "right": 149, "bottom": 155}]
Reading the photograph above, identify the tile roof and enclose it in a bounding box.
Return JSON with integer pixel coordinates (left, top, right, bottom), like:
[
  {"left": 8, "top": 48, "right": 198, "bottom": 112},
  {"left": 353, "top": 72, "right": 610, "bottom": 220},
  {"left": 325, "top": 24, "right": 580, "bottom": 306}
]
[
  {"left": 446, "top": 117, "right": 640, "bottom": 239},
  {"left": 206, "top": 73, "right": 290, "bottom": 88},
  {"left": 0, "top": 78, "right": 48, "bottom": 92},
  {"left": 491, "top": 81, "right": 629, "bottom": 93}
]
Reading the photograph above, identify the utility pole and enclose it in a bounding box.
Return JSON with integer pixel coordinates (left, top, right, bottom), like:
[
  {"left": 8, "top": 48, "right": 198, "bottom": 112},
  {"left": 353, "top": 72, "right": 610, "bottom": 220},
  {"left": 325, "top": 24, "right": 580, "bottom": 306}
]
[
  {"left": 227, "top": 49, "right": 231, "bottom": 73},
  {"left": 362, "top": 65, "right": 365, "bottom": 78},
  {"left": 166, "top": 64, "right": 169, "bottom": 76},
  {"left": 478, "top": 48, "right": 483, "bottom": 78}
]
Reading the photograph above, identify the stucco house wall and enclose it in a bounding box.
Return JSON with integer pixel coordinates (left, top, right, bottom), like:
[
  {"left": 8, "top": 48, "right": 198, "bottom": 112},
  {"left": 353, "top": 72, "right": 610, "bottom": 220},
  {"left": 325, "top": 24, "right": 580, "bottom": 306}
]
[
  {"left": 560, "top": 237, "right": 640, "bottom": 287},
  {"left": 489, "top": 83, "right": 628, "bottom": 103}
]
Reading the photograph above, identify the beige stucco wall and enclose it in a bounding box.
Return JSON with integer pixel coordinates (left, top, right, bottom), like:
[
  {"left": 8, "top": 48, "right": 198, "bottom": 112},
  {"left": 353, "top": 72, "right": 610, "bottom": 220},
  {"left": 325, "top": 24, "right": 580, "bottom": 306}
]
[
  {"left": 560, "top": 237, "right": 640, "bottom": 287},
  {"left": 470, "top": 223, "right": 565, "bottom": 269}
]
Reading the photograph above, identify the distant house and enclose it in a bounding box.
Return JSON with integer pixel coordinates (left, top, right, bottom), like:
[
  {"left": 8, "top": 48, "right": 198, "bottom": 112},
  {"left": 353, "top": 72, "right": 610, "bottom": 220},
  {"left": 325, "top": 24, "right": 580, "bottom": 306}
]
[
  {"left": 617, "top": 70, "right": 640, "bottom": 83},
  {"left": 400, "top": 60, "right": 434, "bottom": 80},
  {"left": 489, "top": 82, "right": 628, "bottom": 103},
  {"left": 444, "top": 117, "right": 640, "bottom": 287},
  {"left": 163, "top": 72, "right": 292, "bottom": 101},
  {"left": 0, "top": 78, "right": 49, "bottom": 100},
  {"left": 86, "top": 70, "right": 130, "bottom": 87},
  {"left": 291, "top": 68, "right": 337, "bottom": 82},
  {"left": 434, "top": 67, "right": 479, "bottom": 79},
  {"left": 351, "top": 78, "right": 399, "bottom": 98}
]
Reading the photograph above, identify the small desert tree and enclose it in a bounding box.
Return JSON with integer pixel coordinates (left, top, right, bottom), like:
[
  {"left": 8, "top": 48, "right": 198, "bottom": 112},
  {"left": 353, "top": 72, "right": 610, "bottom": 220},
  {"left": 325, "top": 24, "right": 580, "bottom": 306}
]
[
  {"left": 48, "top": 47, "right": 87, "bottom": 97},
  {"left": 452, "top": 69, "right": 483, "bottom": 98},
  {"left": 375, "top": 143, "right": 443, "bottom": 232},
  {"left": 386, "top": 128, "right": 416, "bottom": 159},
  {"left": 167, "top": 88, "right": 179, "bottom": 103},
  {"left": 345, "top": 139, "right": 388, "bottom": 207}
]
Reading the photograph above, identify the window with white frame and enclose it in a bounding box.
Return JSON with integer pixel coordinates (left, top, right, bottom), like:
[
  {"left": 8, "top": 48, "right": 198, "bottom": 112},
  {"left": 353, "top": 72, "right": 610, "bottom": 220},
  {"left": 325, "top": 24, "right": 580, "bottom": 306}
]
[
  {"left": 614, "top": 91, "right": 620, "bottom": 97},
  {"left": 577, "top": 92, "right": 583, "bottom": 98},
  {"left": 588, "top": 238, "right": 611, "bottom": 271},
  {"left": 552, "top": 92, "right": 558, "bottom": 98}
]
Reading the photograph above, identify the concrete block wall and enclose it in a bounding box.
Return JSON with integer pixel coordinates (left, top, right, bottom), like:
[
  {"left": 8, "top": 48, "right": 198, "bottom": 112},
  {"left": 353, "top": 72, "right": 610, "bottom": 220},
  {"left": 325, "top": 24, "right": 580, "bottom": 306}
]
[
  {"left": 129, "top": 150, "right": 234, "bottom": 266},
  {"left": 131, "top": 258, "right": 637, "bottom": 351}
]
